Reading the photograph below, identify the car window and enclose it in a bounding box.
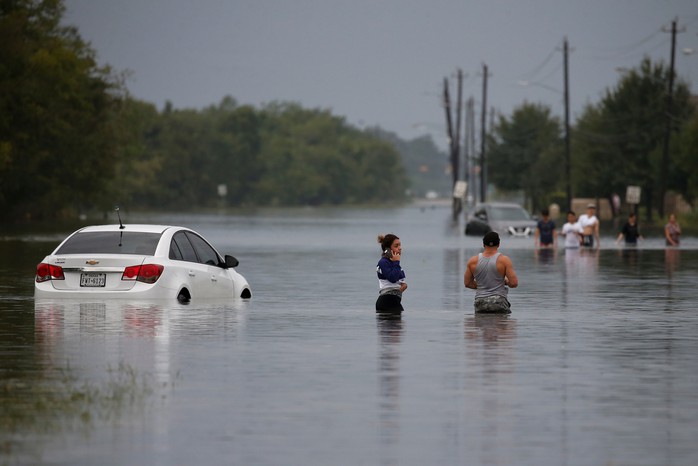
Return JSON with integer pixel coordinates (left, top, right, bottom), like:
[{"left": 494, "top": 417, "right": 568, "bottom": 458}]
[
  {"left": 171, "top": 232, "right": 198, "bottom": 262},
  {"left": 489, "top": 206, "right": 531, "bottom": 221},
  {"left": 55, "top": 232, "right": 161, "bottom": 255},
  {"left": 169, "top": 240, "right": 184, "bottom": 260},
  {"left": 185, "top": 232, "right": 221, "bottom": 266}
]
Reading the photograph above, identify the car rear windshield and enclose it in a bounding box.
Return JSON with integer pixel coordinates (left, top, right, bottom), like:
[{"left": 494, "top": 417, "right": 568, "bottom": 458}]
[
  {"left": 489, "top": 207, "right": 531, "bottom": 221},
  {"left": 55, "top": 232, "right": 162, "bottom": 255}
]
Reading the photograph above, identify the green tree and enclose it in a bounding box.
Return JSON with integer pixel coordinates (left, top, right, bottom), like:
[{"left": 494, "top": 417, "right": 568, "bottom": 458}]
[
  {"left": 0, "top": 0, "right": 120, "bottom": 219},
  {"left": 670, "top": 112, "right": 698, "bottom": 205},
  {"left": 145, "top": 106, "right": 218, "bottom": 208},
  {"left": 254, "top": 103, "right": 407, "bottom": 206},
  {"left": 573, "top": 58, "right": 693, "bottom": 217},
  {"left": 210, "top": 101, "right": 261, "bottom": 205},
  {"left": 369, "top": 128, "right": 450, "bottom": 198},
  {"left": 107, "top": 97, "right": 161, "bottom": 209},
  {"left": 487, "top": 102, "right": 563, "bottom": 210}
]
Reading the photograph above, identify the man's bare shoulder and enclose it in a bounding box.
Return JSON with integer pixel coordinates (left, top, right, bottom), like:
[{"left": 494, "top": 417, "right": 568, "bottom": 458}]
[{"left": 496, "top": 254, "right": 514, "bottom": 265}]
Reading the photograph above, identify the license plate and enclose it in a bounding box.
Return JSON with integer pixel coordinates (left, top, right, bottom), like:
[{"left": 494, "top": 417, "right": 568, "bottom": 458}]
[{"left": 80, "top": 273, "right": 106, "bottom": 287}]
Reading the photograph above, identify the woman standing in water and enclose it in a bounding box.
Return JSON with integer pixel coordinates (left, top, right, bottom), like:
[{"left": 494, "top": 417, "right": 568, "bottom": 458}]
[
  {"left": 376, "top": 234, "right": 407, "bottom": 313},
  {"left": 665, "top": 213, "right": 681, "bottom": 247}
]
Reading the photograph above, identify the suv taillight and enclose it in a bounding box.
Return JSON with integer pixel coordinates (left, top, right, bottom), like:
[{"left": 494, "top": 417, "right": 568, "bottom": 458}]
[
  {"left": 122, "top": 264, "right": 164, "bottom": 284},
  {"left": 36, "top": 263, "right": 65, "bottom": 282}
]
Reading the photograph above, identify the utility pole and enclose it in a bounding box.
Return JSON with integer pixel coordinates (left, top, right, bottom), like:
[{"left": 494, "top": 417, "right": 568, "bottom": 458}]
[
  {"left": 443, "top": 77, "right": 455, "bottom": 220},
  {"left": 479, "top": 64, "right": 489, "bottom": 203},
  {"left": 464, "top": 97, "right": 474, "bottom": 207},
  {"left": 563, "top": 37, "right": 572, "bottom": 212},
  {"left": 443, "top": 72, "right": 464, "bottom": 221},
  {"left": 443, "top": 76, "right": 454, "bottom": 165},
  {"left": 659, "top": 18, "right": 682, "bottom": 218},
  {"left": 453, "top": 70, "right": 464, "bottom": 219}
]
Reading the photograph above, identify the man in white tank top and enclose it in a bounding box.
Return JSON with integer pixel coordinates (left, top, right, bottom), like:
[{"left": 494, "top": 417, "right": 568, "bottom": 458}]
[
  {"left": 464, "top": 231, "right": 519, "bottom": 313},
  {"left": 578, "top": 204, "right": 600, "bottom": 248}
]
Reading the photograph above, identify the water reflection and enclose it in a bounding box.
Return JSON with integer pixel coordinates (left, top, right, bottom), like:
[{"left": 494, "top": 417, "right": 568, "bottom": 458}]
[
  {"left": 664, "top": 248, "right": 681, "bottom": 309},
  {"left": 443, "top": 248, "right": 466, "bottom": 309},
  {"left": 568, "top": 247, "right": 599, "bottom": 273},
  {"left": 534, "top": 247, "right": 557, "bottom": 265},
  {"left": 35, "top": 299, "right": 168, "bottom": 340},
  {"left": 664, "top": 247, "right": 680, "bottom": 276},
  {"left": 464, "top": 314, "right": 517, "bottom": 465},
  {"left": 376, "top": 314, "right": 403, "bottom": 464},
  {"left": 562, "top": 248, "right": 599, "bottom": 302},
  {"left": 464, "top": 313, "right": 516, "bottom": 346},
  {"left": 34, "top": 299, "right": 247, "bottom": 340},
  {"left": 34, "top": 298, "right": 247, "bottom": 393},
  {"left": 617, "top": 245, "right": 640, "bottom": 267}
]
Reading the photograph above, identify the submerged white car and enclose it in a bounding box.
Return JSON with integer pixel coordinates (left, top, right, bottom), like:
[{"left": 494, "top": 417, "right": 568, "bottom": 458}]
[{"left": 35, "top": 224, "right": 251, "bottom": 301}]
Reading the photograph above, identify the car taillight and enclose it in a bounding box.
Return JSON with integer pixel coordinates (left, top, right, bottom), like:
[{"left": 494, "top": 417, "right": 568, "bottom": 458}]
[
  {"left": 122, "top": 265, "right": 140, "bottom": 280},
  {"left": 36, "top": 263, "right": 65, "bottom": 282},
  {"left": 122, "top": 264, "right": 164, "bottom": 284}
]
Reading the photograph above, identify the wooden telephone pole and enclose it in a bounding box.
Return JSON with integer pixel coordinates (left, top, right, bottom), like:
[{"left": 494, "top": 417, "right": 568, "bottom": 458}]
[
  {"left": 659, "top": 18, "right": 682, "bottom": 218},
  {"left": 443, "top": 70, "right": 464, "bottom": 220},
  {"left": 563, "top": 37, "right": 572, "bottom": 212},
  {"left": 479, "top": 64, "right": 489, "bottom": 203}
]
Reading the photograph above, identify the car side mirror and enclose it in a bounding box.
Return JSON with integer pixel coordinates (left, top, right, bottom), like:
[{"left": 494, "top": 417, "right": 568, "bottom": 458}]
[{"left": 224, "top": 255, "right": 239, "bottom": 268}]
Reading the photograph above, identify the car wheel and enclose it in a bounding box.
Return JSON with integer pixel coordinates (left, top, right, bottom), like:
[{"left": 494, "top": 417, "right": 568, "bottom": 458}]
[{"left": 177, "top": 289, "right": 191, "bottom": 303}]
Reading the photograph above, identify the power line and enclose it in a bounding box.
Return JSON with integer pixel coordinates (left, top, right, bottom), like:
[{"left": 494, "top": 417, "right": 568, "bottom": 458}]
[
  {"left": 518, "top": 47, "right": 558, "bottom": 82},
  {"left": 587, "top": 29, "right": 664, "bottom": 60}
]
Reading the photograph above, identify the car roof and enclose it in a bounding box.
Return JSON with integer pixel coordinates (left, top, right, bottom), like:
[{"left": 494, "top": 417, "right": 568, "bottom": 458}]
[
  {"left": 75, "top": 224, "right": 180, "bottom": 234},
  {"left": 477, "top": 202, "right": 526, "bottom": 208}
]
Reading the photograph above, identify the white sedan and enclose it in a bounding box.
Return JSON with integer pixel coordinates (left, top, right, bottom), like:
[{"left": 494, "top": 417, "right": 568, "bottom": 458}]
[{"left": 35, "top": 224, "right": 251, "bottom": 301}]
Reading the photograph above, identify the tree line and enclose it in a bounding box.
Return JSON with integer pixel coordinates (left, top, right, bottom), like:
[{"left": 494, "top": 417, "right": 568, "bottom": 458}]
[
  {"left": 1, "top": 0, "right": 421, "bottom": 222},
  {"left": 111, "top": 98, "right": 411, "bottom": 210}
]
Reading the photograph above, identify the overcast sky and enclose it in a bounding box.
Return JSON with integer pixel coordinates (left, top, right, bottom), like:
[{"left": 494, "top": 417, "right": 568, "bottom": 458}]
[{"left": 63, "top": 0, "right": 698, "bottom": 149}]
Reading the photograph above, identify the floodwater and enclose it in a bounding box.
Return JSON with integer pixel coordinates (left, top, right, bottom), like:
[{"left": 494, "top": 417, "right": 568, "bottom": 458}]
[{"left": 2, "top": 206, "right": 698, "bottom": 466}]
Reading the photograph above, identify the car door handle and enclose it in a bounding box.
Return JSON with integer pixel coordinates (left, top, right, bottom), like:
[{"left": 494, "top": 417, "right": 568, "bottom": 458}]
[
  {"left": 210, "top": 275, "right": 217, "bottom": 282},
  {"left": 188, "top": 270, "right": 196, "bottom": 277}
]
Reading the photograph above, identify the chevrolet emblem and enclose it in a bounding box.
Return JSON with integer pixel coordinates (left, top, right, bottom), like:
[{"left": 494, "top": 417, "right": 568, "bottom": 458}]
[{"left": 85, "top": 260, "right": 100, "bottom": 265}]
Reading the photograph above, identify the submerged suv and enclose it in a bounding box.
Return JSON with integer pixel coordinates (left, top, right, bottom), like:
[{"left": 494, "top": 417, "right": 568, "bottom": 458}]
[{"left": 465, "top": 203, "right": 537, "bottom": 237}]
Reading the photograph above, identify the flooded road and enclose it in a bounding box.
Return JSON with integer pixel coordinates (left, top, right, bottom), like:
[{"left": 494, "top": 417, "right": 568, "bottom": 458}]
[{"left": 2, "top": 206, "right": 698, "bottom": 465}]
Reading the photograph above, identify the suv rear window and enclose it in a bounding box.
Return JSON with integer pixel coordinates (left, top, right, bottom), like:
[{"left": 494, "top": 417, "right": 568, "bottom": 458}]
[{"left": 55, "top": 232, "right": 162, "bottom": 255}]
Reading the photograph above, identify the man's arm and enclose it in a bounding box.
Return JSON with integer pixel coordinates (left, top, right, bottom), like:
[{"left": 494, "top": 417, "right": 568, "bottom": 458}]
[
  {"left": 500, "top": 255, "right": 518, "bottom": 288},
  {"left": 594, "top": 219, "right": 601, "bottom": 246},
  {"left": 464, "top": 256, "right": 478, "bottom": 289}
]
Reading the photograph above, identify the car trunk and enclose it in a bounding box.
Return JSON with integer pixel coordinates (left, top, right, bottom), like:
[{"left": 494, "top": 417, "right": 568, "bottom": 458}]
[{"left": 48, "top": 255, "right": 147, "bottom": 291}]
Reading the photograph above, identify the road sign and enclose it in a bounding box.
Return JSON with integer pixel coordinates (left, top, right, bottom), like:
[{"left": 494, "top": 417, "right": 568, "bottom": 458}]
[
  {"left": 626, "top": 185, "right": 641, "bottom": 205},
  {"left": 453, "top": 181, "right": 467, "bottom": 199}
]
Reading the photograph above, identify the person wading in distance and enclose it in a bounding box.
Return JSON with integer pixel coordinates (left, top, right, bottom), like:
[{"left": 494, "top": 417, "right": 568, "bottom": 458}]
[{"left": 464, "top": 231, "right": 519, "bottom": 313}]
